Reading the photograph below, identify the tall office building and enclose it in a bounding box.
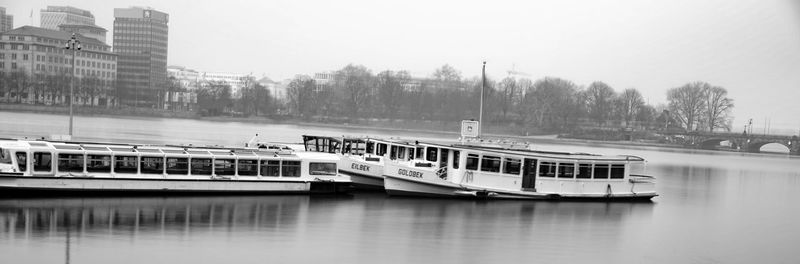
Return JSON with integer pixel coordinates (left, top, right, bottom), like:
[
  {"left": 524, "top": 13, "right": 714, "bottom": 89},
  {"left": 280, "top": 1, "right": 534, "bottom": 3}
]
[
  {"left": 113, "top": 7, "right": 169, "bottom": 108},
  {"left": 0, "top": 7, "right": 13, "bottom": 33},
  {"left": 40, "top": 6, "right": 95, "bottom": 30}
]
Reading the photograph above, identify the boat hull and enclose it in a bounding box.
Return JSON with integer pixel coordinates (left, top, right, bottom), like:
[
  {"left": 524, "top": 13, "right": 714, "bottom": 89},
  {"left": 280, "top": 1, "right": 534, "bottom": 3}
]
[
  {"left": 383, "top": 170, "right": 656, "bottom": 201},
  {"left": 340, "top": 170, "right": 384, "bottom": 190},
  {"left": 0, "top": 176, "right": 349, "bottom": 196}
]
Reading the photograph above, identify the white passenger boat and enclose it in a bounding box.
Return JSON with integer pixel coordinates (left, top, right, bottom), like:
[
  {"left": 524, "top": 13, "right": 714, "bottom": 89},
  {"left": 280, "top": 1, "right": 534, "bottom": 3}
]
[
  {"left": 302, "top": 135, "right": 417, "bottom": 189},
  {"left": 382, "top": 139, "right": 658, "bottom": 201},
  {"left": 0, "top": 138, "right": 351, "bottom": 195}
]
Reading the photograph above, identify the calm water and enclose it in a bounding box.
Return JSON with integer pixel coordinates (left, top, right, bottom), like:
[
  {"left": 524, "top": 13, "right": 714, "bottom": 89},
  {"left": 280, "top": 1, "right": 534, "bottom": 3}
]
[{"left": 0, "top": 111, "right": 799, "bottom": 264}]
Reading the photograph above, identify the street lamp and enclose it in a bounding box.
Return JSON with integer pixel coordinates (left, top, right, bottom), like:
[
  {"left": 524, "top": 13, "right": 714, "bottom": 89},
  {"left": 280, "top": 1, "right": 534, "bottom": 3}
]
[{"left": 64, "top": 33, "right": 81, "bottom": 137}]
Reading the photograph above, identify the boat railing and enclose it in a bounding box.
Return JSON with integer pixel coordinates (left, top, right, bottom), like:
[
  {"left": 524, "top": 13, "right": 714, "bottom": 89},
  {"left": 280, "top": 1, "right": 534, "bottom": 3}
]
[{"left": 629, "top": 174, "right": 656, "bottom": 183}]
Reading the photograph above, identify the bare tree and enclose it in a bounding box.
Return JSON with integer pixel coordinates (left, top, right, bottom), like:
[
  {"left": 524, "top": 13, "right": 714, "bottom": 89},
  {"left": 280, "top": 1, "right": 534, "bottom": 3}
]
[
  {"left": 498, "top": 77, "right": 520, "bottom": 120},
  {"left": 286, "top": 76, "right": 315, "bottom": 117},
  {"left": 432, "top": 64, "right": 462, "bottom": 83},
  {"left": 582, "top": 81, "right": 616, "bottom": 125},
  {"left": 522, "top": 77, "right": 577, "bottom": 130},
  {"left": 376, "top": 70, "right": 406, "bottom": 118},
  {"left": 616, "top": 88, "right": 645, "bottom": 126},
  {"left": 703, "top": 85, "right": 734, "bottom": 132},
  {"left": 667, "top": 82, "right": 707, "bottom": 131},
  {"left": 333, "top": 64, "right": 373, "bottom": 117}
]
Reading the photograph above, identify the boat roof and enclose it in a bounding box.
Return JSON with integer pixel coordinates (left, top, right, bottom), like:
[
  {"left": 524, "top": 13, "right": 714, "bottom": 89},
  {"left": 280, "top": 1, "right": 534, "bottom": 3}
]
[{"left": 0, "top": 138, "right": 316, "bottom": 159}]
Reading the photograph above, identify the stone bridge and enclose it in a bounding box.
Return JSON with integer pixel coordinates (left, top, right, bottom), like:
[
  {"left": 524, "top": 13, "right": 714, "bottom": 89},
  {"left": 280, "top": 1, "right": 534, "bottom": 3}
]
[{"left": 662, "top": 131, "right": 800, "bottom": 155}]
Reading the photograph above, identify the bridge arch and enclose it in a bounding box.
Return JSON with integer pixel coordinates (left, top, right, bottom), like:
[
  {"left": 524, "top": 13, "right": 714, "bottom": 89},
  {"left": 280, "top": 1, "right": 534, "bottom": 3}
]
[{"left": 748, "top": 141, "right": 792, "bottom": 153}]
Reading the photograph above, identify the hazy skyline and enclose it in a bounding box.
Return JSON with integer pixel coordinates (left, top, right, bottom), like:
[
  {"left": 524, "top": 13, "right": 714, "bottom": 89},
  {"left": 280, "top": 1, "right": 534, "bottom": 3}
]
[{"left": 5, "top": 0, "right": 800, "bottom": 132}]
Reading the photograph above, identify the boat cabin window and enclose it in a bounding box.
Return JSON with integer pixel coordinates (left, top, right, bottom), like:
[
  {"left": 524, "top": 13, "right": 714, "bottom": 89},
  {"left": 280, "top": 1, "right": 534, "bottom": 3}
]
[
  {"left": 166, "top": 157, "right": 189, "bottom": 175},
  {"left": 366, "top": 142, "right": 374, "bottom": 155},
  {"left": 593, "top": 164, "right": 610, "bottom": 179},
  {"left": 503, "top": 158, "right": 521, "bottom": 175},
  {"left": 191, "top": 158, "right": 213, "bottom": 175},
  {"left": 33, "top": 152, "right": 52, "bottom": 172},
  {"left": 0, "top": 148, "right": 10, "bottom": 164},
  {"left": 214, "top": 159, "right": 235, "bottom": 176},
  {"left": 282, "top": 160, "right": 301, "bottom": 177},
  {"left": 346, "top": 141, "right": 366, "bottom": 155},
  {"left": 15, "top": 152, "right": 27, "bottom": 172},
  {"left": 390, "top": 145, "right": 398, "bottom": 160},
  {"left": 466, "top": 154, "right": 479, "bottom": 170},
  {"left": 416, "top": 147, "right": 424, "bottom": 159},
  {"left": 426, "top": 147, "right": 438, "bottom": 162},
  {"left": 58, "top": 153, "right": 84, "bottom": 173},
  {"left": 140, "top": 157, "right": 164, "bottom": 174},
  {"left": 238, "top": 160, "right": 258, "bottom": 176},
  {"left": 376, "top": 143, "right": 387, "bottom": 156},
  {"left": 114, "top": 156, "right": 138, "bottom": 173},
  {"left": 539, "top": 162, "right": 556, "bottom": 177},
  {"left": 397, "top": 147, "right": 406, "bottom": 160},
  {"left": 87, "top": 155, "right": 111, "bottom": 173},
  {"left": 610, "top": 164, "right": 625, "bottom": 179},
  {"left": 557, "top": 163, "right": 575, "bottom": 178},
  {"left": 309, "top": 162, "right": 337, "bottom": 175},
  {"left": 480, "top": 155, "right": 501, "bottom": 173},
  {"left": 577, "top": 164, "right": 592, "bottom": 179},
  {"left": 261, "top": 160, "right": 280, "bottom": 176},
  {"left": 408, "top": 148, "right": 416, "bottom": 160},
  {"left": 452, "top": 151, "right": 460, "bottom": 169}
]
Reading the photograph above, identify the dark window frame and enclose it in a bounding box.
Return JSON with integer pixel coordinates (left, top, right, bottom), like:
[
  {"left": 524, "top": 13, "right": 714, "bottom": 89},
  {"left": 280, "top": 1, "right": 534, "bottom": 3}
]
[
  {"left": 237, "top": 159, "right": 258, "bottom": 176},
  {"left": 480, "top": 155, "right": 501, "bottom": 173},
  {"left": 503, "top": 158, "right": 521, "bottom": 175},
  {"left": 539, "top": 162, "right": 557, "bottom": 177},
  {"left": 166, "top": 157, "right": 189, "bottom": 175},
  {"left": 465, "top": 153, "right": 479, "bottom": 171},
  {"left": 87, "top": 155, "right": 112, "bottom": 173},
  {"left": 557, "top": 163, "right": 575, "bottom": 178},
  {"left": 114, "top": 155, "right": 138, "bottom": 174},
  {"left": 140, "top": 156, "right": 164, "bottom": 174},
  {"left": 282, "top": 160, "right": 301, "bottom": 177},
  {"left": 58, "top": 153, "right": 84, "bottom": 173}
]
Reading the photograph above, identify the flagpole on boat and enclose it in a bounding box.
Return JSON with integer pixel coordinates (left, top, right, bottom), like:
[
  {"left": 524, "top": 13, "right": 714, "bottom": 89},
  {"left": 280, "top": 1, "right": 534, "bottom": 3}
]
[{"left": 479, "top": 61, "right": 486, "bottom": 137}]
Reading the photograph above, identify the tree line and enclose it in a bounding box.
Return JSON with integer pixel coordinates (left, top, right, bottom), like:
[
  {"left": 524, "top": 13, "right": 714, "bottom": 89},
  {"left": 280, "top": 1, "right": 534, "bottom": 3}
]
[{"left": 284, "top": 64, "right": 735, "bottom": 133}]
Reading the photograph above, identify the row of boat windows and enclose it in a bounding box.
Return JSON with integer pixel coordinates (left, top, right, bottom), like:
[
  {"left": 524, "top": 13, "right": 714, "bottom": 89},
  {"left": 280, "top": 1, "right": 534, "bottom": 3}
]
[
  {"left": 15, "top": 152, "right": 337, "bottom": 177},
  {"left": 538, "top": 162, "right": 625, "bottom": 179},
  {"left": 460, "top": 153, "right": 624, "bottom": 179}
]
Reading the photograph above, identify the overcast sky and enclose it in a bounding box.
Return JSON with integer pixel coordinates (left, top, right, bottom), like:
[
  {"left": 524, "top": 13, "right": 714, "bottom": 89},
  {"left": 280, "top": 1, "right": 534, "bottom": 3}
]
[{"left": 5, "top": 0, "right": 800, "bottom": 132}]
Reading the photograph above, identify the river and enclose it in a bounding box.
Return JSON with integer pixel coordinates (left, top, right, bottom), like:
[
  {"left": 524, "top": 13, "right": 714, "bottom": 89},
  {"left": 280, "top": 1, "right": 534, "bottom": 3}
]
[{"left": 0, "top": 111, "right": 798, "bottom": 264}]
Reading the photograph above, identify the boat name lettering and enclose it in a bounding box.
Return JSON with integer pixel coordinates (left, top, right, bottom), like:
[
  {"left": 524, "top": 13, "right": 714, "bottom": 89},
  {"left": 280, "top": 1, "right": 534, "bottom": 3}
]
[
  {"left": 351, "top": 163, "right": 370, "bottom": 172},
  {"left": 398, "top": 169, "right": 423, "bottom": 178}
]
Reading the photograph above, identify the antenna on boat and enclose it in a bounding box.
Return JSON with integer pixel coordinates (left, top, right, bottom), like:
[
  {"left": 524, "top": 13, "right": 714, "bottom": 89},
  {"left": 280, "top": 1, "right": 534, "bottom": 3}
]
[
  {"left": 479, "top": 61, "right": 486, "bottom": 138},
  {"left": 246, "top": 133, "right": 259, "bottom": 148}
]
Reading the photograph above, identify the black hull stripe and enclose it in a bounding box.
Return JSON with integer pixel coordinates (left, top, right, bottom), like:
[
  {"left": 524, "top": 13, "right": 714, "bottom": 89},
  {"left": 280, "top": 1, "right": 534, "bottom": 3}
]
[{"left": 0, "top": 175, "right": 326, "bottom": 183}]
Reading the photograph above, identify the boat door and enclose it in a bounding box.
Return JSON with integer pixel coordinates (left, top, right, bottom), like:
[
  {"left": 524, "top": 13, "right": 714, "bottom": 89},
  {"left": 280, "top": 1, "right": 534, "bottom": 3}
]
[{"left": 522, "top": 158, "right": 537, "bottom": 190}]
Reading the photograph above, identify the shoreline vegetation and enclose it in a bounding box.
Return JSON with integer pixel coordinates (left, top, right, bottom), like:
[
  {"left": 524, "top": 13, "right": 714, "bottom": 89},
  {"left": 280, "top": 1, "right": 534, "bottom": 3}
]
[{"left": 0, "top": 103, "right": 702, "bottom": 153}]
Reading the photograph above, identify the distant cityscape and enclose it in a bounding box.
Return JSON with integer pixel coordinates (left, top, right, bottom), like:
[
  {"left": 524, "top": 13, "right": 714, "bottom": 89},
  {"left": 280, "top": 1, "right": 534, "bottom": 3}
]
[{"left": 1, "top": 5, "right": 793, "bottom": 140}]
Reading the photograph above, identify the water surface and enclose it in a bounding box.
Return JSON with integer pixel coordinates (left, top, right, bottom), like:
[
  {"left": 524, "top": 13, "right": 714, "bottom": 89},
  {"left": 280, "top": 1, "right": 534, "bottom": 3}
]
[{"left": 1, "top": 111, "right": 798, "bottom": 263}]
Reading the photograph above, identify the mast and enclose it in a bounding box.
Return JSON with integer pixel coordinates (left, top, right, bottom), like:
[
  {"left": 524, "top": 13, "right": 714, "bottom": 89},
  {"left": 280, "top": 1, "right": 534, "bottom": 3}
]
[{"left": 479, "top": 61, "right": 486, "bottom": 137}]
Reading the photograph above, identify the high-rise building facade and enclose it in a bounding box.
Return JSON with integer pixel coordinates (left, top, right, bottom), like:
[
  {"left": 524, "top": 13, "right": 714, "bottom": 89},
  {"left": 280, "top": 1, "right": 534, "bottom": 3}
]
[
  {"left": 113, "top": 7, "right": 168, "bottom": 108},
  {"left": 0, "top": 26, "right": 117, "bottom": 106},
  {"left": 40, "top": 6, "right": 95, "bottom": 30},
  {"left": 0, "top": 7, "right": 13, "bottom": 33}
]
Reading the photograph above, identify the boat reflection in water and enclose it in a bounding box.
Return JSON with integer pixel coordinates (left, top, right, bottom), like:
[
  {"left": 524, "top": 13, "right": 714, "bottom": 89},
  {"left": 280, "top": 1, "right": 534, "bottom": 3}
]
[
  {"left": 0, "top": 196, "right": 314, "bottom": 237},
  {"left": 0, "top": 195, "right": 654, "bottom": 263}
]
